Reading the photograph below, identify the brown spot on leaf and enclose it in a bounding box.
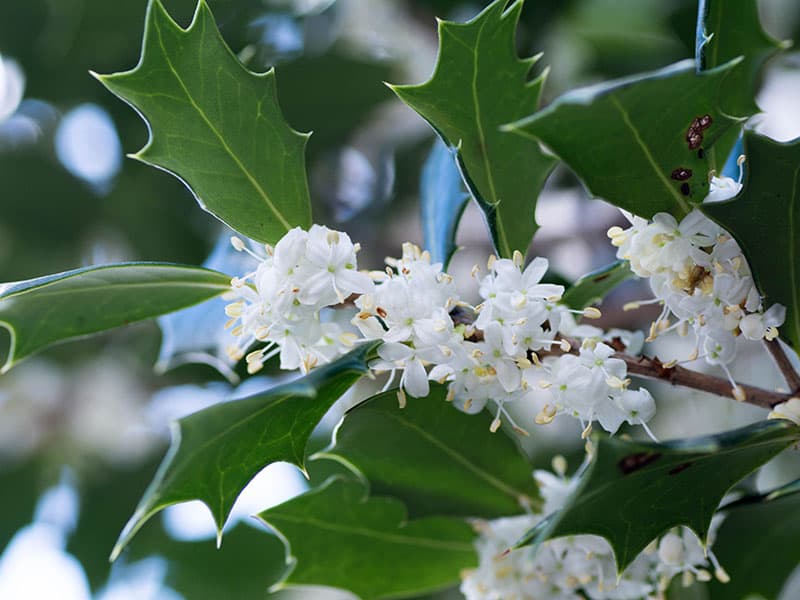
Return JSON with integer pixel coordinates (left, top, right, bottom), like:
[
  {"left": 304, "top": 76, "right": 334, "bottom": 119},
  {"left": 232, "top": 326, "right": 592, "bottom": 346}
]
[
  {"left": 618, "top": 452, "right": 662, "bottom": 475},
  {"left": 668, "top": 462, "right": 693, "bottom": 475},
  {"left": 680, "top": 182, "right": 691, "bottom": 196}
]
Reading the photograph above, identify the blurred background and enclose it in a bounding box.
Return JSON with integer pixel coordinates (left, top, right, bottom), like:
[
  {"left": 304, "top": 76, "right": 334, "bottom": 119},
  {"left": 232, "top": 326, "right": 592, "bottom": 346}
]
[{"left": 1, "top": 0, "right": 800, "bottom": 598}]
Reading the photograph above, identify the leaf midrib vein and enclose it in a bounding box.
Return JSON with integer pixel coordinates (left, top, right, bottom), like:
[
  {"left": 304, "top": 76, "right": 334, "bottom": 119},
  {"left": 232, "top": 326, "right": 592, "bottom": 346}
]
[
  {"left": 379, "top": 409, "right": 530, "bottom": 504},
  {"left": 269, "top": 514, "right": 473, "bottom": 552},
  {"left": 609, "top": 95, "right": 691, "bottom": 215},
  {"left": 153, "top": 16, "right": 292, "bottom": 233},
  {"left": 467, "top": 18, "right": 511, "bottom": 256}
]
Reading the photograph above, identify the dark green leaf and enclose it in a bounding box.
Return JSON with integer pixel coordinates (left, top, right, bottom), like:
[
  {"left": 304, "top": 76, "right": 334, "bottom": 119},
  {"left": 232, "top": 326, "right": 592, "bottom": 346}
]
[
  {"left": 315, "top": 385, "right": 539, "bottom": 519},
  {"left": 709, "top": 478, "right": 800, "bottom": 599},
  {"left": 0, "top": 262, "right": 231, "bottom": 373},
  {"left": 695, "top": 0, "right": 786, "bottom": 170},
  {"left": 258, "top": 478, "right": 476, "bottom": 600},
  {"left": 561, "top": 260, "right": 635, "bottom": 310},
  {"left": 111, "top": 343, "right": 378, "bottom": 560},
  {"left": 390, "top": 0, "right": 557, "bottom": 258},
  {"left": 703, "top": 132, "right": 800, "bottom": 348},
  {"left": 95, "top": 0, "right": 312, "bottom": 244},
  {"left": 505, "top": 59, "right": 741, "bottom": 219},
  {"left": 515, "top": 420, "right": 800, "bottom": 571},
  {"left": 420, "top": 139, "right": 470, "bottom": 268},
  {"left": 696, "top": 0, "right": 786, "bottom": 117}
]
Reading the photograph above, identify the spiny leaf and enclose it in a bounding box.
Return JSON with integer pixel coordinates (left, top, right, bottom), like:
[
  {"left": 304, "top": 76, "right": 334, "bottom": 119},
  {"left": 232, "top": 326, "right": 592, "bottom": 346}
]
[
  {"left": 561, "top": 260, "right": 634, "bottom": 310},
  {"left": 420, "top": 138, "right": 469, "bottom": 269},
  {"left": 709, "top": 477, "right": 800, "bottom": 599},
  {"left": 314, "top": 385, "right": 539, "bottom": 519},
  {"left": 258, "top": 478, "right": 477, "bottom": 600},
  {"left": 505, "top": 59, "right": 742, "bottom": 220},
  {"left": 0, "top": 262, "right": 231, "bottom": 373},
  {"left": 695, "top": 0, "right": 788, "bottom": 170},
  {"left": 514, "top": 420, "right": 800, "bottom": 572},
  {"left": 703, "top": 132, "right": 800, "bottom": 348},
  {"left": 390, "top": 0, "right": 557, "bottom": 259},
  {"left": 95, "top": 0, "right": 311, "bottom": 244},
  {"left": 696, "top": 0, "right": 787, "bottom": 116},
  {"left": 111, "top": 343, "right": 378, "bottom": 560}
]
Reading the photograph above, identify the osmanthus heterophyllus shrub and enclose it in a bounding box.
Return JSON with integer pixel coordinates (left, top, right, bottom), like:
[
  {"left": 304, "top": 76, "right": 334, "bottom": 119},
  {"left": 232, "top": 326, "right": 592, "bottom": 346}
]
[{"left": 2, "top": 0, "right": 800, "bottom": 598}]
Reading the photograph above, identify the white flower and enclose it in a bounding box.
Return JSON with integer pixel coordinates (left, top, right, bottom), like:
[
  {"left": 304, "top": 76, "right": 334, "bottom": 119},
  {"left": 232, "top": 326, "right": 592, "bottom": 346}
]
[
  {"left": 225, "top": 226, "right": 370, "bottom": 374},
  {"left": 300, "top": 224, "right": 373, "bottom": 304},
  {"left": 769, "top": 397, "right": 800, "bottom": 425},
  {"left": 705, "top": 175, "right": 742, "bottom": 203},
  {"left": 739, "top": 303, "right": 785, "bottom": 341}
]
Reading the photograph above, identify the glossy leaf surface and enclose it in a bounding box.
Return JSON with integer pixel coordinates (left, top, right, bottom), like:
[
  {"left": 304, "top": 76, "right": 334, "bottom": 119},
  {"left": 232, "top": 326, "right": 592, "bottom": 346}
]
[
  {"left": 259, "top": 478, "right": 476, "bottom": 600},
  {"left": 111, "top": 343, "right": 377, "bottom": 559},
  {"left": 96, "top": 0, "right": 311, "bottom": 243},
  {"left": 391, "top": 0, "right": 557, "bottom": 258},
  {"left": 515, "top": 420, "right": 800, "bottom": 571},
  {"left": 0, "top": 262, "right": 231, "bottom": 372},
  {"left": 316, "top": 385, "right": 539, "bottom": 519},
  {"left": 506, "top": 59, "right": 740, "bottom": 219}
]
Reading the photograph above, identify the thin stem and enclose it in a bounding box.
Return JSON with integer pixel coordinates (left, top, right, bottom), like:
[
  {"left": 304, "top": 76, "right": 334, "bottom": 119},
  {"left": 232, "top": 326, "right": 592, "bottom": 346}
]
[
  {"left": 764, "top": 339, "right": 800, "bottom": 395},
  {"left": 618, "top": 353, "right": 790, "bottom": 410}
]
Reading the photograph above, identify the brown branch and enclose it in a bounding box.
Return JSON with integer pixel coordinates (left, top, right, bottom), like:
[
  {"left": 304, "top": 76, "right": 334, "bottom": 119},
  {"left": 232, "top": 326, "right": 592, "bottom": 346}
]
[
  {"left": 617, "top": 353, "right": 791, "bottom": 410},
  {"left": 764, "top": 339, "right": 800, "bottom": 395}
]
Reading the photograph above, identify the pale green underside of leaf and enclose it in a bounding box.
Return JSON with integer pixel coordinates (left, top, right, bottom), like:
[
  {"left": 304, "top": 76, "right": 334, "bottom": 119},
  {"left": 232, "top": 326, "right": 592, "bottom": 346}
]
[
  {"left": 0, "top": 262, "right": 232, "bottom": 373},
  {"left": 95, "top": 0, "right": 311, "bottom": 244},
  {"left": 390, "top": 0, "right": 557, "bottom": 259},
  {"left": 258, "top": 478, "right": 477, "bottom": 600},
  {"left": 506, "top": 59, "right": 743, "bottom": 220},
  {"left": 111, "top": 343, "right": 378, "bottom": 560},
  {"left": 515, "top": 419, "right": 800, "bottom": 572},
  {"left": 703, "top": 132, "right": 800, "bottom": 348},
  {"left": 315, "top": 385, "right": 539, "bottom": 519}
]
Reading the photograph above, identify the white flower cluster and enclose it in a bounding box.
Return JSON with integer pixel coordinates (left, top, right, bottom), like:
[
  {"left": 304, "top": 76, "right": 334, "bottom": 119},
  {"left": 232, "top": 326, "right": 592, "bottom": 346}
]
[
  {"left": 461, "top": 463, "right": 728, "bottom": 600},
  {"left": 224, "top": 225, "right": 373, "bottom": 374},
  {"left": 227, "top": 227, "right": 659, "bottom": 437},
  {"left": 608, "top": 176, "right": 785, "bottom": 398},
  {"left": 352, "top": 240, "right": 655, "bottom": 438}
]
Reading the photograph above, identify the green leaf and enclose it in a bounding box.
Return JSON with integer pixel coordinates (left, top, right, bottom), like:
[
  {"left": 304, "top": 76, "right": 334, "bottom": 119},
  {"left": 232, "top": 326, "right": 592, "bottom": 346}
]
[
  {"left": 709, "top": 478, "right": 800, "bottom": 599},
  {"left": 315, "top": 385, "right": 539, "bottom": 519},
  {"left": 561, "top": 260, "right": 635, "bottom": 310},
  {"left": 258, "top": 478, "right": 477, "bottom": 600},
  {"left": 703, "top": 132, "right": 800, "bottom": 348},
  {"left": 695, "top": 0, "right": 787, "bottom": 171},
  {"left": 515, "top": 420, "right": 800, "bottom": 572},
  {"left": 95, "top": 0, "right": 311, "bottom": 244},
  {"left": 390, "top": 0, "right": 557, "bottom": 259},
  {"left": 0, "top": 262, "right": 231, "bottom": 373},
  {"left": 111, "top": 343, "right": 378, "bottom": 560},
  {"left": 505, "top": 59, "right": 741, "bottom": 219},
  {"left": 697, "top": 0, "right": 787, "bottom": 117}
]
